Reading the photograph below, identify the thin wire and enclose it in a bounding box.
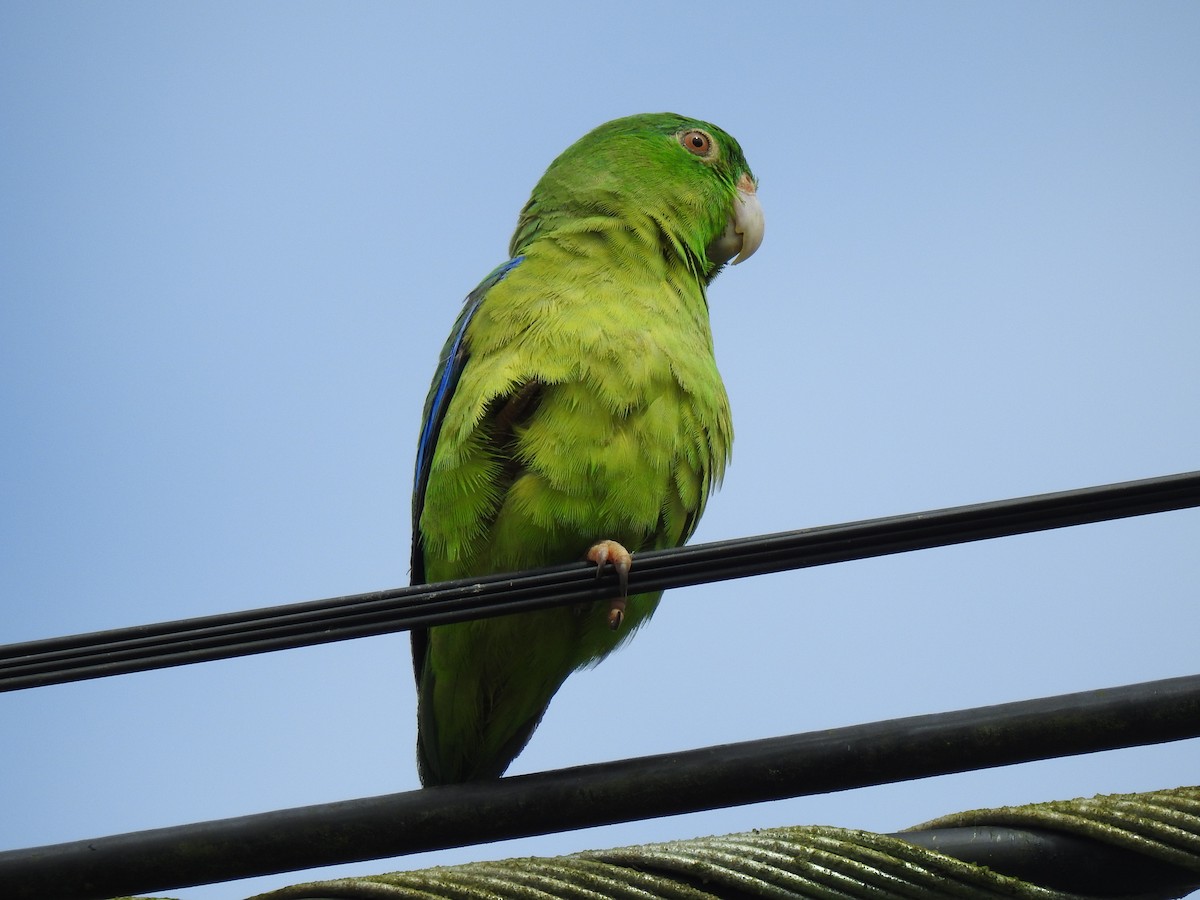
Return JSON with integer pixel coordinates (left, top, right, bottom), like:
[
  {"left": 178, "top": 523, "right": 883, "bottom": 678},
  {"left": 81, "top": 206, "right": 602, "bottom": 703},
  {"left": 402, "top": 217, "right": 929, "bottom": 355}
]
[
  {"left": 2, "top": 671, "right": 1197, "bottom": 900},
  {"left": 2, "top": 469, "right": 1198, "bottom": 692}
]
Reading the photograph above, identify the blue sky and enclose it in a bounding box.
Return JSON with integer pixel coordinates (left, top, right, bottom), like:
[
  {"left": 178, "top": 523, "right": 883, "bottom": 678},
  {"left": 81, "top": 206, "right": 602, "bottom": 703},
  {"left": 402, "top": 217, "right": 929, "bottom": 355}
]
[{"left": 2, "top": 3, "right": 1198, "bottom": 898}]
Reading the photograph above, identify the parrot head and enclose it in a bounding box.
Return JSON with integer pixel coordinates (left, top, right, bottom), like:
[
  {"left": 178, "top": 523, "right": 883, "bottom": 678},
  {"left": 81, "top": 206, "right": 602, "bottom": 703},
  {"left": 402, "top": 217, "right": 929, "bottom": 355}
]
[{"left": 509, "top": 112, "right": 763, "bottom": 281}]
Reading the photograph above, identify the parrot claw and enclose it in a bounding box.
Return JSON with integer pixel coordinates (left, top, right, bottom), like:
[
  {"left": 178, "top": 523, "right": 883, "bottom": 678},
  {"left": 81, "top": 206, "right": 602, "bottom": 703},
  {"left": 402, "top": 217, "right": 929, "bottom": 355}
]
[{"left": 586, "top": 539, "right": 632, "bottom": 630}]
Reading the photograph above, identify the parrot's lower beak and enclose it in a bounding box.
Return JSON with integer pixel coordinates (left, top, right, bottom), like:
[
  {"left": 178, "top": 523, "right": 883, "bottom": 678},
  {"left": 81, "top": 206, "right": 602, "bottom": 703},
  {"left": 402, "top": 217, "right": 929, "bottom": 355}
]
[{"left": 706, "top": 172, "right": 765, "bottom": 267}]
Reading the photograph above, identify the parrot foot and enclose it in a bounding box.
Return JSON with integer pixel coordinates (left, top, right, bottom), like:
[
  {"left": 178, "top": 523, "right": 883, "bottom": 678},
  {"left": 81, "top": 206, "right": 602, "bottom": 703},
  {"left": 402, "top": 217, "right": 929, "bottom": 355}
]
[{"left": 586, "top": 539, "right": 632, "bottom": 630}]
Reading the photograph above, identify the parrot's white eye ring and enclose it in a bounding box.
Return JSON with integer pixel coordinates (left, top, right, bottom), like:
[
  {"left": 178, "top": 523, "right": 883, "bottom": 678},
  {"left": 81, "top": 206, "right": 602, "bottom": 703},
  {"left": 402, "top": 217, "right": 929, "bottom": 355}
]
[{"left": 678, "top": 129, "right": 716, "bottom": 159}]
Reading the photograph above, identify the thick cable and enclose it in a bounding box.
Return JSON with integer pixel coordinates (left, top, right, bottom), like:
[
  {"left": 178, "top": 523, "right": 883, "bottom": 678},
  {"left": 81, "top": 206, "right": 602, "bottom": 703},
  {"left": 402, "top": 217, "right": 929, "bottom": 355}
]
[{"left": 1, "top": 672, "right": 1198, "bottom": 899}]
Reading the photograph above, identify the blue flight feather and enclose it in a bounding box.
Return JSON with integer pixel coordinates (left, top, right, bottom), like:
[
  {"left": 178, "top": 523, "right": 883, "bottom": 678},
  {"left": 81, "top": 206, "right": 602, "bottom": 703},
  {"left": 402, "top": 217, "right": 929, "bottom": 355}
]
[{"left": 410, "top": 255, "right": 524, "bottom": 584}]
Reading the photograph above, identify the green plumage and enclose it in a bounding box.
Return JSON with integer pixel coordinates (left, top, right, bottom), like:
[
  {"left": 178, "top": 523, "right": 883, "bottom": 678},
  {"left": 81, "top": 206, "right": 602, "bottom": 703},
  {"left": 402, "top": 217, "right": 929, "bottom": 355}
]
[{"left": 411, "top": 113, "right": 762, "bottom": 785}]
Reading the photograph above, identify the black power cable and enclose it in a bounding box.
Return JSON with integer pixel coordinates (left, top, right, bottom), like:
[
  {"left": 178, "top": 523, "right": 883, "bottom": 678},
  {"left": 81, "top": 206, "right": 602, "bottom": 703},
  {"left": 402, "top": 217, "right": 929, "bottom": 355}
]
[
  {"left": 2, "top": 469, "right": 1198, "bottom": 692},
  {"left": 895, "top": 826, "right": 1200, "bottom": 898},
  {"left": 0, "top": 672, "right": 1197, "bottom": 900}
]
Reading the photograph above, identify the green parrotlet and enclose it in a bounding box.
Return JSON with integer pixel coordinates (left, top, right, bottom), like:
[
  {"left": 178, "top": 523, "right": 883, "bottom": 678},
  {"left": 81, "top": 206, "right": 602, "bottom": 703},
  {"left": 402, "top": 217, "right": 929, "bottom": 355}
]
[{"left": 410, "top": 112, "right": 763, "bottom": 785}]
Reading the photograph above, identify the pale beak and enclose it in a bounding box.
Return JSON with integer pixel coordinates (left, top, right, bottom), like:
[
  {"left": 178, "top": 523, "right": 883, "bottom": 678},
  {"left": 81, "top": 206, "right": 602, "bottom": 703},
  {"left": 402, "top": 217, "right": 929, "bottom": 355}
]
[
  {"left": 730, "top": 172, "right": 764, "bottom": 264},
  {"left": 706, "top": 172, "right": 765, "bottom": 267}
]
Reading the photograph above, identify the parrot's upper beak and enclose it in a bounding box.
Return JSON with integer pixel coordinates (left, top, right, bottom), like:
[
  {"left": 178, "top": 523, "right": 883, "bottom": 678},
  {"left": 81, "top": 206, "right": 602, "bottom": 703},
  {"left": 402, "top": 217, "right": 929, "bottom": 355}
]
[
  {"left": 706, "top": 172, "right": 765, "bottom": 267},
  {"left": 729, "top": 173, "right": 764, "bottom": 265}
]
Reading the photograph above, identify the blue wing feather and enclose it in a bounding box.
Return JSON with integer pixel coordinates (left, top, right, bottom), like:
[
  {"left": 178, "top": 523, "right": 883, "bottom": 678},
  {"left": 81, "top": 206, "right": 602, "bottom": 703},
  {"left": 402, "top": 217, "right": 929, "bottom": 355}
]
[{"left": 410, "top": 256, "right": 524, "bottom": 586}]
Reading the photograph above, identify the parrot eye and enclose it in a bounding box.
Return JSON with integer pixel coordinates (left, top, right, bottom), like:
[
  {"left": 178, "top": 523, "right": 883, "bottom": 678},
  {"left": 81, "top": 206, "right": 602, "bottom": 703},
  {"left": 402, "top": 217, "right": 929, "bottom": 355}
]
[{"left": 678, "top": 129, "right": 716, "bottom": 158}]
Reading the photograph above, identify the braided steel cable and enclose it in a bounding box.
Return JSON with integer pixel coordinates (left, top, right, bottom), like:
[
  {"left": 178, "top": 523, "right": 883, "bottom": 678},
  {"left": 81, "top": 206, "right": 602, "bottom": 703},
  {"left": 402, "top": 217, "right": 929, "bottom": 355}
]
[{"left": 255, "top": 787, "right": 1200, "bottom": 899}]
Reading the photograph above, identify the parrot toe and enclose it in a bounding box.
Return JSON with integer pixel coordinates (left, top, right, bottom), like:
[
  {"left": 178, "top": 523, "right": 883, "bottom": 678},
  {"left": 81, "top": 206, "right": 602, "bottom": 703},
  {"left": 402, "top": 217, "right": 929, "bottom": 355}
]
[{"left": 586, "top": 539, "right": 632, "bottom": 629}]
